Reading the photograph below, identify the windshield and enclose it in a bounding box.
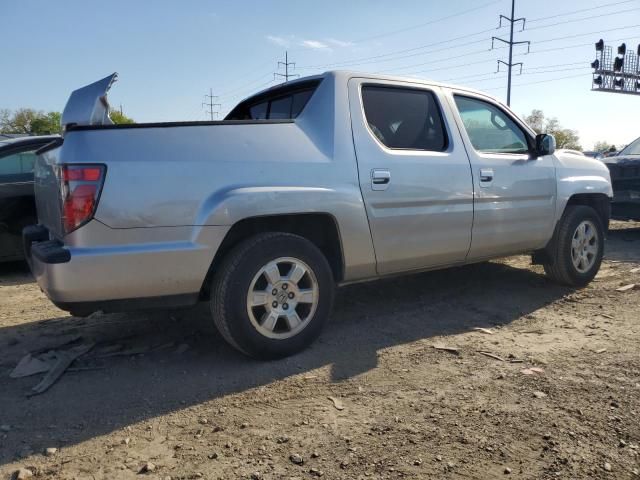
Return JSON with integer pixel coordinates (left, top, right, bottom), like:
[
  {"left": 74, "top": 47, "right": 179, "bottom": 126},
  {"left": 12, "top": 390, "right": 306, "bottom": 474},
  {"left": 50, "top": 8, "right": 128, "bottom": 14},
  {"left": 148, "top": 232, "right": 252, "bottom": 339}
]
[{"left": 620, "top": 136, "right": 640, "bottom": 156}]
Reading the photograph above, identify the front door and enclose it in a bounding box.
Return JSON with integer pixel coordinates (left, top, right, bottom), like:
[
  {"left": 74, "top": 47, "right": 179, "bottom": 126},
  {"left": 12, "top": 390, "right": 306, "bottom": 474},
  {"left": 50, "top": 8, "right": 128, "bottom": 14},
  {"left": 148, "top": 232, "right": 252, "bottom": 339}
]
[
  {"left": 348, "top": 78, "right": 474, "bottom": 274},
  {"left": 446, "top": 91, "right": 557, "bottom": 259}
]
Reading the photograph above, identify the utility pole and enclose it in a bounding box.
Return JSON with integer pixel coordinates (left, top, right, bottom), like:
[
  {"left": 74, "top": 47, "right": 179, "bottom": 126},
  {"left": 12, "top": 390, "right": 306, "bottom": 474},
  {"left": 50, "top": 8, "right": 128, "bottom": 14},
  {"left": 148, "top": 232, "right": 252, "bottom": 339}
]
[
  {"left": 202, "top": 88, "right": 221, "bottom": 121},
  {"left": 274, "top": 51, "right": 299, "bottom": 83},
  {"left": 492, "top": 0, "right": 530, "bottom": 106}
]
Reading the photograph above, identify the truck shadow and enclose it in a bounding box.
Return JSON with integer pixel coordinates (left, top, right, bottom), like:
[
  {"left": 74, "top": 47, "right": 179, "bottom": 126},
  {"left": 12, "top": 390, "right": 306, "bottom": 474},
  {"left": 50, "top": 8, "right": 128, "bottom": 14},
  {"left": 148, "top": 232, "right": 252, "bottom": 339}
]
[
  {"left": 606, "top": 225, "right": 640, "bottom": 263},
  {"left": 0, "top": 261, "right": 571, "bottom": 465},
  {"left": 0, "top": 261, "right": 32, "bottom": 287}
]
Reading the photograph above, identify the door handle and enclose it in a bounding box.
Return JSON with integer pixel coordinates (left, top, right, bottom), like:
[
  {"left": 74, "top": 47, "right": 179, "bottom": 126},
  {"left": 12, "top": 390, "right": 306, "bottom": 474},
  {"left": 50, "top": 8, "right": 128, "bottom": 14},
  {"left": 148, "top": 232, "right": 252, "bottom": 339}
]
[
  {"left": 371, "top": 169, "right": 391, "bottom": 190},
  {"left": 479, "top": 168, "right": 494, "bottom": 183}
]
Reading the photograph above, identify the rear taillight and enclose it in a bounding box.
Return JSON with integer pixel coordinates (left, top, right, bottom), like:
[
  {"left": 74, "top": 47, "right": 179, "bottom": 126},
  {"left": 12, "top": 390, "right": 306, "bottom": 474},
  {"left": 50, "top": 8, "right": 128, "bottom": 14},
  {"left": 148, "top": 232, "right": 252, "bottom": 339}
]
[{"left": 60, "top": 164, "right": 106, "bottom": 234}]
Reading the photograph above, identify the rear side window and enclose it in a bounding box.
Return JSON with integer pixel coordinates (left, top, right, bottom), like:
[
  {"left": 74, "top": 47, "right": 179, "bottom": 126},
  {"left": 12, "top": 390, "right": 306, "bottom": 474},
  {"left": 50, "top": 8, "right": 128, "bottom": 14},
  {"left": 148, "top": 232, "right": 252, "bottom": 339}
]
[
  {"left": 226, "top": 81, "right": 319, "bottom": 120},
  {"left": 361, "top": 86, "right": 448, "bottom": 151},
  {"left": 454, "top": 95, "right": 529, "bottom": 154},
  {"left": 0, "top": 150, "right": 37, "bottom": 176}
]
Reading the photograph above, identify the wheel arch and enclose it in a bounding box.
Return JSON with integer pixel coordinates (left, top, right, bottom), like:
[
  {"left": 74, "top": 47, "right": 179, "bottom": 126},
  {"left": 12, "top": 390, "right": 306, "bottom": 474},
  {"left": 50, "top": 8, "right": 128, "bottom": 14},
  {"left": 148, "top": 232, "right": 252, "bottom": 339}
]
[
  {"left": 533, "top": 193, "right": 610, "bottom": 266},
  {"left": 199, "top": 212, "right": 344, "bottom": 300},
  {"left": 565, "top": 193, "right": 611, "bottom": 231}
]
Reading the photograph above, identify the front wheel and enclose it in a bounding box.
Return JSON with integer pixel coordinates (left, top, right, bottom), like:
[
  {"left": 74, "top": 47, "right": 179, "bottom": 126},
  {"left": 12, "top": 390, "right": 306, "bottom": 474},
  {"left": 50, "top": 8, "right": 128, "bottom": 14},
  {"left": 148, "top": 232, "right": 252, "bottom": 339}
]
[
  {"left": 210, "top": 233, "right": 335, "bottom": 359},
  {"left": 543, "top": 205, "right": 605, "bottom": 286}
]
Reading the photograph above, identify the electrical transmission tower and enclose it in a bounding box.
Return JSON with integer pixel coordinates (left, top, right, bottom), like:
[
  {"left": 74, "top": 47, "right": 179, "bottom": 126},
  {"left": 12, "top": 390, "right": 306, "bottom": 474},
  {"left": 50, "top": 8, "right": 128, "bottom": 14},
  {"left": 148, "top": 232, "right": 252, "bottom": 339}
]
[
  {"left": 491, "top": 0, "right": 530, "bottom": 106},
  {"left": 274, "top": 51, "right": 299, "bottom": 83},
  {"left": 202, "top": 88, "right": 221, "bottom": 121}
]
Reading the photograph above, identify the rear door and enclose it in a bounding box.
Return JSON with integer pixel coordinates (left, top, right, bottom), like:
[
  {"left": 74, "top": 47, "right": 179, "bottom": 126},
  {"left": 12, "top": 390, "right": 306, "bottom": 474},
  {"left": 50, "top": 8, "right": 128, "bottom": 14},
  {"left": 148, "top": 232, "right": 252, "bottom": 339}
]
[
  {"left": 348, "top": 78, "right": 474, "bottom": 274},
  {"left": 445, "top": 90, "right": 556, "bottom": 259}
]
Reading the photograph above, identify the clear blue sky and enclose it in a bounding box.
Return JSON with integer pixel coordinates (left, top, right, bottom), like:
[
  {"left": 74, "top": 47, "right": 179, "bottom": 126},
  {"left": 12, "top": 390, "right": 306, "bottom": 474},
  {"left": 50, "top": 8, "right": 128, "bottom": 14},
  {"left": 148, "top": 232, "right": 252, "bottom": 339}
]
[{"left": 2, "top": 0, "right": 639, "bottom": 149}]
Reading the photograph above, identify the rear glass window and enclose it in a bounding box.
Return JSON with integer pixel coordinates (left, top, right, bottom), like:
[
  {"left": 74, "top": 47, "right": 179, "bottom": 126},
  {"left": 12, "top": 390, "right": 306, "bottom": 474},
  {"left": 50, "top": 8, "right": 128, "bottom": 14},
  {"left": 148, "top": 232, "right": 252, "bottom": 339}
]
[
  {"left": 361, "top": 86, "right": 448, "bottom": 151},
  {"left": 226, "top": 80, "right": 321, "bottom": 120},
  {"left": 249, "top": 102, "right": 268, "bottom": 120}
]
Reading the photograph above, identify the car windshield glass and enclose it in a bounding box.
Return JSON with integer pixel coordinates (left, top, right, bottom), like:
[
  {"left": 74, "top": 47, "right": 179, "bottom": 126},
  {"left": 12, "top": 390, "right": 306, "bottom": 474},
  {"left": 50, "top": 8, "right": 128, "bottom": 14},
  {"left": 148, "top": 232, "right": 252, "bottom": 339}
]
[{"left": 620, "top": 137, "right": 640, "bottom": 156}]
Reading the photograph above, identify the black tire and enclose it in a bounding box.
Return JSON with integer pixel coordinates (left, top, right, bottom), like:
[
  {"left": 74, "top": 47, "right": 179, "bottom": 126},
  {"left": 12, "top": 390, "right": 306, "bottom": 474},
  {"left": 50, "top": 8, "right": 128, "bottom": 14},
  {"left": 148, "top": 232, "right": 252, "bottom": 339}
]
[
  {"left": 543, "top": 205, "right": 604, "bottom": 286},
  {"left": 210, "top": 232, "right": 335, "bottom": 359}
]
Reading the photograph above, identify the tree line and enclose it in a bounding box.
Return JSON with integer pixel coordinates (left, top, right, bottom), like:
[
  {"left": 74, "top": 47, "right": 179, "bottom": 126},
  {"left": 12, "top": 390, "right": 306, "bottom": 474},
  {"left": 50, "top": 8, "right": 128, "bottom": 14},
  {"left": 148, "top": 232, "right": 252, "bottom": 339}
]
[{"left": 0, "top": 108, "right": 134, "bottom": 136}]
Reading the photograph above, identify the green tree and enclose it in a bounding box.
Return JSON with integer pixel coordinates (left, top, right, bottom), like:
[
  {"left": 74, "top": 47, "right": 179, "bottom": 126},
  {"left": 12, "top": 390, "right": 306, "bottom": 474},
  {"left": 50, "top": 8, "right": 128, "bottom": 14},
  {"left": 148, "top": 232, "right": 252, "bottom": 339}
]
[
  {"left": 523, "top": 109, "right": 544, "bottom": 134},
  {"left": 593, "top": 141, "right": 616, "bottom": 152},
  {"left": 523, "top": 110, "right": 581, "bottom": 150},
  {"left": 31, "top": 111, "right": 61, "bottom": 135},
  {"left": 109, "top": 110, "right": 135, "bottom": 124},
  {"left": 0, "top": 108, "right": 62, "bottom": 135}
]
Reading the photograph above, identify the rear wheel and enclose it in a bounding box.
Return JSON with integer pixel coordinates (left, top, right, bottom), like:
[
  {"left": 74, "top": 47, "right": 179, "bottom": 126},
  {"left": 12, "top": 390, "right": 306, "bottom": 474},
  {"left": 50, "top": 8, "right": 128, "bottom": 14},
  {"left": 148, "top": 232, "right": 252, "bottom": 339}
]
[
  {"left": 543, "top": 205, "right": 604, "bottom": 286},
  {"left": 210, "top": 232, "right": 334, "bottom": 359}
]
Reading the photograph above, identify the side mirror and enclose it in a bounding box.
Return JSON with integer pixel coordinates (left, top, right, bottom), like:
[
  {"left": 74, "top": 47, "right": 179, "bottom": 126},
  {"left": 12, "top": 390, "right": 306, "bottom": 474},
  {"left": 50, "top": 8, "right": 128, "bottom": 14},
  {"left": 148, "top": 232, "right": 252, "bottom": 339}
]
[{"left": 535, "top": 133, "right": 556, "bottom": 157}]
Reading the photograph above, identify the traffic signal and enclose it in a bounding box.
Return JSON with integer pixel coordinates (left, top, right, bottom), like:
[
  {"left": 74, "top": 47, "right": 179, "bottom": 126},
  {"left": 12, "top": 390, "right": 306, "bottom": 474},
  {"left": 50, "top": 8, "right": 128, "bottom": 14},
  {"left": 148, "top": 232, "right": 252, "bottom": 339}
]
[
  {"left": 613, "top": 57, "right": 624, "bottom": 72},
  {"left": 591, "top": 38, "right": 640, "bottom": 96}
]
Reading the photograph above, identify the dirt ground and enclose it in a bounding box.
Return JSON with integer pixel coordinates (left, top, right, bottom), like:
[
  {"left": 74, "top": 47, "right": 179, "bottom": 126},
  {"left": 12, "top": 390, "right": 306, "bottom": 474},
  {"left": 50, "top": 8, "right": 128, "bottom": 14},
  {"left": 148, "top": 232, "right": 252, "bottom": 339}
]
[{"left": 0, "top": 222, "right": 639, "bottom": 480}]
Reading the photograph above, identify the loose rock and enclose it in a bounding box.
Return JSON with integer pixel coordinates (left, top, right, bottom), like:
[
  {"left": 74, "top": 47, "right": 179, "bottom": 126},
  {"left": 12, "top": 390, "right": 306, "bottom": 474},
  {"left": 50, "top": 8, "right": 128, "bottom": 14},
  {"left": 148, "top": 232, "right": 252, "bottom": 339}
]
[
  {"left": 15, "top": 469, "right": 33, "bottom": 480},
  {"left": 44, "top": 447, "right": 58, "bottom": 456},
  {"left": 139, "top": 461, "right": 156, "bottom": 474},
  {"left": 290, "top": 453, "right": 304, "bottom": 465}
]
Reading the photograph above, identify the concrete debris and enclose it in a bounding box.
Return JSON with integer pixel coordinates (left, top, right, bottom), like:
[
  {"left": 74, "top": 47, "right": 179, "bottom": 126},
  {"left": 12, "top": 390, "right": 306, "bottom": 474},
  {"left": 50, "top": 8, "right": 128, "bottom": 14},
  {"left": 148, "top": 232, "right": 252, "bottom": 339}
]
[
  {"left": 28, "top": 343, "right": 95, "bottom": 396},
  {"left": 433, "top": 344, "right": 459, "bottom": 354},
  {"left": 328, "top": 396, "right": 345, "bottom": 411}
]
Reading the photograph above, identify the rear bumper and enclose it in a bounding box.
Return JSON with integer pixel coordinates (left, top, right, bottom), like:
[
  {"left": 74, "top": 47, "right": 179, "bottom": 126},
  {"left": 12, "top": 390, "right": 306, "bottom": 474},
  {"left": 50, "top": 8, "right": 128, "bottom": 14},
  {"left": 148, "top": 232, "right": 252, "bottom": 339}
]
[{"left": 23, "top": 222, "right": 228, "bottom": 315}]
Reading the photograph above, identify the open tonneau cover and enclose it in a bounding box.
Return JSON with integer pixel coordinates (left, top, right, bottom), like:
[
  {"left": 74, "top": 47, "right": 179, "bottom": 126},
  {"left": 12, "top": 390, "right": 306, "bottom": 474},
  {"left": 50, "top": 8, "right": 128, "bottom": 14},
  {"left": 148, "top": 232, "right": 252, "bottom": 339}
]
[{"left": 60, "top": 73, "right": 118, "bottom": 130}]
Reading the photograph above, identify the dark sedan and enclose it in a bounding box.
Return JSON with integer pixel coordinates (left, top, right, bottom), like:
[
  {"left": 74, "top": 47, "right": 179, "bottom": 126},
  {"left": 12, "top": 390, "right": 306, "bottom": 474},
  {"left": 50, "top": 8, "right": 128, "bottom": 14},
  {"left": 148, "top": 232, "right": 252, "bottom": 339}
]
[
  {"left": 603, "top": 136, "right": 640, "bottom": 221},
  {"left": 0, "top": 135, "right": 59, "bottom": 262}
]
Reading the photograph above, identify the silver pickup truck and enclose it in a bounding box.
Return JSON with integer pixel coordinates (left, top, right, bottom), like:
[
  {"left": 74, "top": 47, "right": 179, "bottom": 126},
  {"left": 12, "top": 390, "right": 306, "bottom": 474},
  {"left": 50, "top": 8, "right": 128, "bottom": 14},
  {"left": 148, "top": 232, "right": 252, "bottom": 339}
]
[{"left": 25, "top": 71, "right": 613, "bottom": 358}]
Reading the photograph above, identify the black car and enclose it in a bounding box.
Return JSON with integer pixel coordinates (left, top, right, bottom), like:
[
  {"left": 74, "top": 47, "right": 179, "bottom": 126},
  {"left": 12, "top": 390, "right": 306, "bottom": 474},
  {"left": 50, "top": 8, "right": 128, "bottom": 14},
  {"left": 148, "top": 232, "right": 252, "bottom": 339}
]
[
  {"left": 0, "top": 135, "right": 59, "bottom": 262},
  {"left": 603, "top": 136, "right": 640, "bottom": 221}
]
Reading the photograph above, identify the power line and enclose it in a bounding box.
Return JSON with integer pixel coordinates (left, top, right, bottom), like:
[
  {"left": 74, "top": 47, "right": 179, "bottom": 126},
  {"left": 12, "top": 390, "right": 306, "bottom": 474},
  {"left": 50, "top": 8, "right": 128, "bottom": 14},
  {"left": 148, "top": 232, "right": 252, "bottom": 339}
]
[
  {"left": 526, "top": 6, "right": 640, "bottom": 32},
  {"left": 202, "top": 88, "right": 221, "bottom": 121},
  {"left": 385, "top": 28, "right": 638, "bottom": 78},
  {"left": 491, "top": 0, "right": 530, "bottom": 106},
  {"left": 298, "top": 1, "right": 637, "bottom": 72},
  {"left": 299, "top": 28, "right": 501, "bottom": 70},
  {"left": 274, "top": 51, "right": 299, "bottom": 83},
  {"left": 483, "top": 72, "right": 588, "bottom": 92},
  {"left": 345, "top": 0, "right": 502, "bottom": 44},
  {"left": 217, "top": 72, "right": 274, "bottom": 100},
  {"left": 527, "top": 0, "right": 636, "bottom": 24}
]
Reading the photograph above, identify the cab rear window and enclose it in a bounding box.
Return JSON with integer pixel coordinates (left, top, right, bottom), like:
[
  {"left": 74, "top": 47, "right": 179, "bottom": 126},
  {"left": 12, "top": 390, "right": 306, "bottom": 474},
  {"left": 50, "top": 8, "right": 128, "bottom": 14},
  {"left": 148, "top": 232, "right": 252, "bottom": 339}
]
[{"left": 226, "top": 80, "right": 320, "bottom": 120}]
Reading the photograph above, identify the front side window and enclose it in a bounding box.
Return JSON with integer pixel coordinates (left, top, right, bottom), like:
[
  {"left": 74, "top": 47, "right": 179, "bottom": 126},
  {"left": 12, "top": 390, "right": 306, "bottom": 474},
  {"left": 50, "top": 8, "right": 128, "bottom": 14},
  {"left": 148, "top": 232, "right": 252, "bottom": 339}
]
[
  {"left": 454, "top": 95, "right": 529, "bottom": 154},
  {"left": 361, "top": 86, "right": 448, "bottom": 151}
]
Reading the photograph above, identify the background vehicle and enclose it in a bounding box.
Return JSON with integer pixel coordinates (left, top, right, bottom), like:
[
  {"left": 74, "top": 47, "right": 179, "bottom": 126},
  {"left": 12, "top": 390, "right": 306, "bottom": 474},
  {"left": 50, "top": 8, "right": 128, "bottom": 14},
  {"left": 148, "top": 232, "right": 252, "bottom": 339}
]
[
  {"left": 583, "top": 150, "right": 604, "bottom": 160},
  {"left": 603, "top": 135, "right": 640, "bottom": 221},
  {"left": 24, "top": 71, "right": 612, "bottom": 358},
  {"left": 0, "top": 135, "right": 59, "bottom": 262}
]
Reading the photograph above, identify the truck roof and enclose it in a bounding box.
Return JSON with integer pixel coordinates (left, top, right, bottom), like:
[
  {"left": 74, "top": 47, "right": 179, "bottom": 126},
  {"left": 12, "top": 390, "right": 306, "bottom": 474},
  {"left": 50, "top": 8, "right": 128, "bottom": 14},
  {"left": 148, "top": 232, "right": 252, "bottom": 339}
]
[{"left": 243, "top": 70, "right": 502, "bottom": 107}]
